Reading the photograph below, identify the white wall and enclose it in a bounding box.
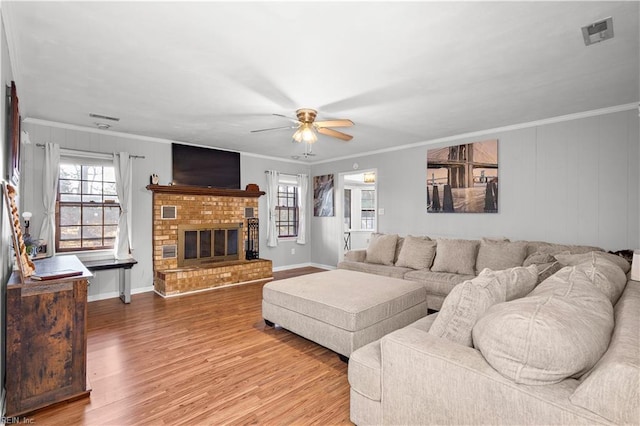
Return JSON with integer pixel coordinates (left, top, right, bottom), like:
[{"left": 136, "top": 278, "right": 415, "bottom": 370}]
[
  {"left": 20, "top": 122, "right": 312, "bottom": 300},
  {"left": 310, "top": 109, "right": 640, "bottom": 267}
]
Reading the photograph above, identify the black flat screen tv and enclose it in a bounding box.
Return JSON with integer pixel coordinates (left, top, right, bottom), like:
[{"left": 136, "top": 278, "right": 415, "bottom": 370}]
[{"left": 172, "top": 143, "right": 241, "bottom": 189}]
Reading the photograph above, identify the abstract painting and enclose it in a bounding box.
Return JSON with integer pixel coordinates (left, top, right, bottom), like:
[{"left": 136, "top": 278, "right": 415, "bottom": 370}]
[{"left": 313, "top": 174, "right": 335, "bottom": 217}]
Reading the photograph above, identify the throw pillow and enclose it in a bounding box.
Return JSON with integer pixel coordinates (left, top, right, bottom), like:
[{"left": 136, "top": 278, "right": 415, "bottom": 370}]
[
  {"left": 429, "top": 266, "right": 537, "bottom": 347},
  {"left": 555, "top": 251, "right": 631, "bottom": 274},
  {"left": 554, "top": 253, "right": 627, "bottom": 304},
  {"left": 475, "top": 238, "right": 528, "bottom": 273},
  {"left": 522, "top": 252, "right": 556, "bottom": 267},
  {"left": 536, "top": 261, "right": 563, "bottom": 284},
  {"left": 365, "top": 233, "right": 398, "bottom": 266},
  {"left": 473, "top": 266, "right": 614, "bottom": 385},
  {"left": 431, "top": 239, "right": 479, "bottom": 275},
  {"left": 395, "top": 236, "right": 437, "bottom": 270}
]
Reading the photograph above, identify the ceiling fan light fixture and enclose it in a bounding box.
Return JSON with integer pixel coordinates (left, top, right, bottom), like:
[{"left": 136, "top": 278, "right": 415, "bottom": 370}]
[{"left": 293, "top": 123, "right": 317, "bottom": 143}]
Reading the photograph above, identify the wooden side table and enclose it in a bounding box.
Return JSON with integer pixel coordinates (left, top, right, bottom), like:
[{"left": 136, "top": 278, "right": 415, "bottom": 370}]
[{"left": 6, "top": 255, "right": 92, "bottom": 417}]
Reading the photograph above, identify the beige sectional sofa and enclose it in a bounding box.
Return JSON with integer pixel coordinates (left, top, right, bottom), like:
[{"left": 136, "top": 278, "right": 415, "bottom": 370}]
[
  {"left": 348, "top": 250, "right": 639, "bottom": 425},
  {"left": 338, "top": 233, "right": 603, "bottom": 310}
]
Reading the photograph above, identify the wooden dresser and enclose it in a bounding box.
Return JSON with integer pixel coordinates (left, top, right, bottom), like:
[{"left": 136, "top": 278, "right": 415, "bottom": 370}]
[{"left": 6, "top": 255, "right": 92, "bottom": 417}]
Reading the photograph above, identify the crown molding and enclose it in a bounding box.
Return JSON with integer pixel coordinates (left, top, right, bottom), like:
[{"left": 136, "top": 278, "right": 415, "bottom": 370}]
[{"left": 310, "top": 103, "right": 639, "bottom": 165}]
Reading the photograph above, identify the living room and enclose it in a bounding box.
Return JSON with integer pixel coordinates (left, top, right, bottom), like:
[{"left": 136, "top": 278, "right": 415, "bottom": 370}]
[{"left": 0, "top": 1, "right": 639, "bottom": 424}]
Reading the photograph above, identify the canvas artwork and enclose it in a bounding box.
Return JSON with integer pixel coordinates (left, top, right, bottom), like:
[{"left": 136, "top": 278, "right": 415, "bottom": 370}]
[
  {"left": 427, "top": 139, "right": 498, "bottom": 213},
  {"left": 313, "top": 174, "right": 335, "bottom": 217}
]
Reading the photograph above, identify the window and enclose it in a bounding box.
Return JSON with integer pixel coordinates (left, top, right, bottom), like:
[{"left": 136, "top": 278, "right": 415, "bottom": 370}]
[
  {"left": 56, "top": 161, "right": 120, "bottom": 251},
  {"left": 361, "top": 189, "right": 375, "bottom": 230},
  {"left": 276, "top": 184, "right": 298, "bottom": 238}
]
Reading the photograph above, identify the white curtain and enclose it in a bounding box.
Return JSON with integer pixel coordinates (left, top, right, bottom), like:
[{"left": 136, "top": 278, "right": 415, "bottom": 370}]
[
  {"left": 39, "top": 143, "right": 60, "bottom": 257},
  {"left": 296, "top": 173, "right": 308, "bottom": 245},
  {"left": 265, "top": 170, "right": 280, "bottom": 247},
  {"left": 113, "top": 152, "right": 133, "bottom": 259}
]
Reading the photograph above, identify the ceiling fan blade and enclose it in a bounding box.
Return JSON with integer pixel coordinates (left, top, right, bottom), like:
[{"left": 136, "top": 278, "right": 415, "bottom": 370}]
[
  {"left": 250, "top": 125, "right": 297, "bottom": 133},
  {"left": 315, "top": 119, "right": 354, "bottom": 128},
  {"left": 273, "top": 113, "right": 300, "bottom": 124},
  {"left": 317, "top": 127, "right": 353, "bottom": 141}
]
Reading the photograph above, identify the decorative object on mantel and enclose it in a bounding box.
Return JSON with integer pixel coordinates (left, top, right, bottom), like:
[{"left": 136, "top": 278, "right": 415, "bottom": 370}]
[
  {"left": 245, "top": 183, "right": 260, "bottom": 192},
  {"left": 2, "top": 183, "right": 35, "bottom": 278},
  {"left": 427, "top": 139, "right": 499, "bottom": 213},
  {"left": 150, "top": 174, "right": 159, "bottom": 185}
]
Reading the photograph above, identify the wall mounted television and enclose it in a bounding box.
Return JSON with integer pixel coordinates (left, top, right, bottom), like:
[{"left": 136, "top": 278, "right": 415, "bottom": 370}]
[{"left": 172, "top": 143, "right": 241, "bottom": 189}]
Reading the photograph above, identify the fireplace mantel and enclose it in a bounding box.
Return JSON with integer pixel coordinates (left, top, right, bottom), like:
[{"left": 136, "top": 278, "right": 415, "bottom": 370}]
[{"left": 146, "top": 184, "right": 265, "bottom": 198}]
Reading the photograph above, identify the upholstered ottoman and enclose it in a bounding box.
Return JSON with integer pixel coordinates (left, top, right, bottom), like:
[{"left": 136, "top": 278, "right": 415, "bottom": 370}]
[{"left": 262, "top": 269, "right": 428, "bottom": 358}]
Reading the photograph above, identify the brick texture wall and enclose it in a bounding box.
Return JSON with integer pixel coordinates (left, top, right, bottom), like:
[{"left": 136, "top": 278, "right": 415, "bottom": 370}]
[{"left": 150, "top": 188, "right": 272, "bottom": 296}]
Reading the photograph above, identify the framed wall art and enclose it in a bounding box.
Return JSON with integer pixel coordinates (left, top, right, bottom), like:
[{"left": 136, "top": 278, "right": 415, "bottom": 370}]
[
  {"left": 313, "top": 174, "right": 335, "bottom": 217},
  {"left": 427, "top": 139, "right": 498, "bottom": 213}
]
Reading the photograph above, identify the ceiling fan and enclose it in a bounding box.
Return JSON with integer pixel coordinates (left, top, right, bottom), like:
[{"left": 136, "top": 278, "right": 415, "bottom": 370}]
[{"left": 251, "top": 108, "right": 354, "bottom": 143}]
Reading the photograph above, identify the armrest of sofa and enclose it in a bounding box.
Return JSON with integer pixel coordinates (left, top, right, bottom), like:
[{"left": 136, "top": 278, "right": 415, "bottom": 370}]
[
  {"left": 344, "top": 249, "right": 366, "bottom": 262},
  {"left": 380, "top": 327, "right": 608, "bottom": 425}
]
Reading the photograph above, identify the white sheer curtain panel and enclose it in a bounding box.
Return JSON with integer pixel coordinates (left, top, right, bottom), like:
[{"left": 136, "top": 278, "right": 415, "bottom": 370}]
[
  {"left": 265, "top": 170, "right": 280, "bottom": 247},
  {"left": 113, "top": 152, "right": 133, "bottom": 259},
  {"left": 296, "top": 173, "right": 308, "bottom": 244},
  {"left": 39, "top": 143, "right": 60, "bottom": 257}
]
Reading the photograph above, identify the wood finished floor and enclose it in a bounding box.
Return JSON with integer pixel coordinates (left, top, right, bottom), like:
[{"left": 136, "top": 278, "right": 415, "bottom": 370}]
[{"left": 31, "top": 267, "right": 352, "bottom": 425}]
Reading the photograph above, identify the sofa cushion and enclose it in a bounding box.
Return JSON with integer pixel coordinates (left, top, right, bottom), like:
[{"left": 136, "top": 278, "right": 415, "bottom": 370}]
[
  {"left": 473, "top": 266, "right": 614, "bottom": 385},
  {"left": 337, "top": 260, "right": 412, "bottom": 279},
  {"left": 536, "top": 261, "right": 563, "bottom": 284},
  {"left": 365, "top": 233, "right": 398, "bottom": 266},
  {"left": 403, "top": 270, "right": 474, "bottom": 296},
  {"left": 429, "top": 266, "right": 537, "bottom": 347},
  {"left": 522, "top": 252, "right": 556, "bottom": 267},
  {"left": 524, "top": 241, "right": 602, "bottom": 258},
  {"left": 395, "top": 236, "right": 437, "bottom": 270},
  {"left": 555, "top": 250, "right": 631, "bottom": 274},
  {"left": 570, "top": 281, "right": 639, "bottom": 425},
  {"left": 344, "top": 249, "right": 366, "bottom": 263},
  {"left": 431, "top": 238, "right": 479, "bottom": 275},
  {"left": 555, "top": 253, "right": 628, "bottom": 304},
  {"left": 475, "top": 239, "right": 527, "bottom": 274}
]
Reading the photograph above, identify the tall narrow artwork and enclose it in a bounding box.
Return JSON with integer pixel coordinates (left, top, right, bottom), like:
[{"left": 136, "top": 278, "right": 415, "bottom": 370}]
[
  {"left": 427, "top": 139, "right": 498, "bottom": 213},
  {"left": 313, "top": 174, "right": 335, "bottom": 217}
]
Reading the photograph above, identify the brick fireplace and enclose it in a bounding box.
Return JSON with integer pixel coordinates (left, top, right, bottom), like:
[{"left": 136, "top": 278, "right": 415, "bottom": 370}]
[{"left": 147, "top": 184, "right": 272, "bottom": 296}]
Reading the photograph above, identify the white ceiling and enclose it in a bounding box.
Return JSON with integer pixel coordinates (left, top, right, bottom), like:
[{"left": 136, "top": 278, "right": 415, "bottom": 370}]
[{"left": 3, "top": 1, "right": 639, "bottom": 162}]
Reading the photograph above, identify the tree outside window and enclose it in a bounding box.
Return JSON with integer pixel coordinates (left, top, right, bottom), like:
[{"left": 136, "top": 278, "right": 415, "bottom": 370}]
[{"left": 56, "top": 162, "right": 120, "bottom": 251}]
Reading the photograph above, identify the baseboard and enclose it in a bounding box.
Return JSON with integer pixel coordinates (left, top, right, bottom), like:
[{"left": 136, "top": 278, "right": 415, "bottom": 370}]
[
  {"left": 272, "top": 262, "right": 336, "bottom": 272},
  {"left": 310, "top": 263, "right": 336, "bottom": 271},
  {"left": 87, "top": 286, "right": 154, "bottom": 302}
]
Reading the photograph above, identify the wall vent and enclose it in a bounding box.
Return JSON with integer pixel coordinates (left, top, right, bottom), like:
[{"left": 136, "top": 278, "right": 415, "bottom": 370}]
[
  {"left": 161, "top": 205, "right": 177, "bottom": 219},
  {"left": 582, "top": 17, "right": 614, "bottom": 46},
  {"left": 162, "top": 245, "right": 177, "bottom": 259},
  {"left": 89, "top": 112, "right": 120, "bottom": 122},
  {"left": 244, "top": 207, "right": 255, "bottom": 218}
]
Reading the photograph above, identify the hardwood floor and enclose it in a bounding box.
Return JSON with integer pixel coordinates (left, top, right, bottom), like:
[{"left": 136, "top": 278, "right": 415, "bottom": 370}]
[{"left": 30, "top": 267, "right": 352, "bottom": 425}]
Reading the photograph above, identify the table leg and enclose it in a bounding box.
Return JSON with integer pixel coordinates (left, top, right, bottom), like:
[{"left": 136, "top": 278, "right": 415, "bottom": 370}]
[{"left": 119, "top": 268, "right": 131, "bottom": 304}]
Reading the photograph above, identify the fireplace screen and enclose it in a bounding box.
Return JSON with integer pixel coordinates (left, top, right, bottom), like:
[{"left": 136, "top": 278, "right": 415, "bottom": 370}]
[{"left": 178, "top": 223, "right": 242, "bottom": 266}]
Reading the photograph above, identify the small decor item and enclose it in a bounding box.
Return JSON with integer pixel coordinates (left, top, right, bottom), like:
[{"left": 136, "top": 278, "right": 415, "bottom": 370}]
[
  {"left": 245, "top": 183, "right": 260, "bottom": 192},
  {"left": 313, "top": 174, "right": 335, "bottom": 217},
  {"left": 427, "top": 139, "right": 499, "bottom": 213},
  {"left": 150, "top": 174, "right": 159, "bottom": 185},
  {"left": 2, "top": 183, "right": 35, "bottom": 278}
]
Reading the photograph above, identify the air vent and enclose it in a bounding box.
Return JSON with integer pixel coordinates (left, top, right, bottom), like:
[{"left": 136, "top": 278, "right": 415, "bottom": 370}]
[
  {"left": 161, "top": 205, "right": 177, "bottom": 219},
  {"left": 244, "top": 207, "right": 254, "bottom": 218},
  {"left": 162, "top": 245, "right": 177, "bottom": 259},
  {"left": 89, "top": 113, "right": 120, "bottom": 121},
  {"left": 582, "top": 17, "right": 614, "bottom": 46}
]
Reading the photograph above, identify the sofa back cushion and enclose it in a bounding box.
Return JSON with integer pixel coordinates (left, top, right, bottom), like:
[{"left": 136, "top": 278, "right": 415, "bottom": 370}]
[
  {"left": 555, "top": 253, "right": 628, "bottom": 304},
  {"left": 473, "top": 266, "right": 614, "bottom": 385},
  {"left": 365, "top": 233, "right": 398, "bottom": 266},
  {"left": 569, "top": 281, "right": 639, "bottom": 424},
  {"left": 395, "top": 236, "right": 437, "bottom": 270},
  {"left": 429, "top": 266, "right": 538, "bottom": 347},
  {"left": 431, "top": 239, "right": 479, "bottom": 275},
  {"left": 475, "top": 239, "right": 528, "bottom": 274}
]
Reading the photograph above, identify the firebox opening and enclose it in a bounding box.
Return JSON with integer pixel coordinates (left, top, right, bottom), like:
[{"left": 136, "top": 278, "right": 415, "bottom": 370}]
[{"left": 178, "top": 223, "right": 243, "bottom": 267}]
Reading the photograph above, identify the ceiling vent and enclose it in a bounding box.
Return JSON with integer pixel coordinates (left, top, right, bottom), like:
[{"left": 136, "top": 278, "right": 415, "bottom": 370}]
[{"left": 582, "top": 17, "right": 614, "bottom": 46}]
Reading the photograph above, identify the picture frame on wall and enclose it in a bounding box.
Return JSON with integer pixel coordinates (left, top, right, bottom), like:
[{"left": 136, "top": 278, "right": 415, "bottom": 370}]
[
  {"left": 8, "top": 81, "right": 21, "bottom": 185},
  {"left": 313, "top": 174, "right": 335, "bottom": 217},
  {"left": 426, "top": 139, "right": 499, "bottom": 213}
]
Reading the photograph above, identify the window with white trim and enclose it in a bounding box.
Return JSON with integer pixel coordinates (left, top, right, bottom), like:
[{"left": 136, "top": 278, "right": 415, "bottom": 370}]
[
  {"left": 56, "top": 158, "right": 120, "bottom": 252},
  {"left": 276, "top": 175, "right": 300, "bottom": 238}
]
